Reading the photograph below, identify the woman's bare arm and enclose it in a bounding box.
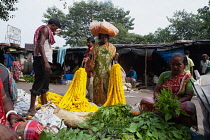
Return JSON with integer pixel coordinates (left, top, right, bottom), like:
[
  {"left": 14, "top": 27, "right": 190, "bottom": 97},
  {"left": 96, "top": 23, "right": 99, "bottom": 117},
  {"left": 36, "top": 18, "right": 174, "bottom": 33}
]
[{"left": 178, "top": 90, "right": 193, "bottom": 103}]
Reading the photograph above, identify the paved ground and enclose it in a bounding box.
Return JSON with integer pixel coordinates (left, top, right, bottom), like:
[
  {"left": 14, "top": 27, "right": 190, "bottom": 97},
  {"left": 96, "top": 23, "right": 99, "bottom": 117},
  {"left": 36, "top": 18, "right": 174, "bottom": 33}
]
[{"left": 16, "top": 81, "right": 204, "bottom": 134}]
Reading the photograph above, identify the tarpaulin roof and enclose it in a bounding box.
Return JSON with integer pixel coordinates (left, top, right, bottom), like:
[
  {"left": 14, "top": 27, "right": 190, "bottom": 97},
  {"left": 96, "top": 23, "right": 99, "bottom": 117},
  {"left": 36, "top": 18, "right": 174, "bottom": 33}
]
[{"left": 51, "top": 39, "right": 210, "bottom": 57}]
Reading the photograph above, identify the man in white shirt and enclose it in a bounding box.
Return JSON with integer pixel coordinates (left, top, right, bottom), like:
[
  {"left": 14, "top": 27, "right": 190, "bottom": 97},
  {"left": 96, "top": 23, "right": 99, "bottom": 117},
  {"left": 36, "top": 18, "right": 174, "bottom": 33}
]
[{"left": 200, "top": 54, "right": 210, "bottom": 75}]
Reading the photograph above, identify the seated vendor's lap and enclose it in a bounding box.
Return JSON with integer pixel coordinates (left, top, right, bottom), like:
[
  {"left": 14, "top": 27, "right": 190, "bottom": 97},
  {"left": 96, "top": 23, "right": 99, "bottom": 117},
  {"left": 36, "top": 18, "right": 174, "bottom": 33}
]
[
  {"left": 7, "top": 120, "right": 43, "bottom": 140},
  {"left": 126, "top": 77, "right": 136, "bottom": 83},
  {"left": 140, "top": 97, "right": 196, "bottom": 113}
]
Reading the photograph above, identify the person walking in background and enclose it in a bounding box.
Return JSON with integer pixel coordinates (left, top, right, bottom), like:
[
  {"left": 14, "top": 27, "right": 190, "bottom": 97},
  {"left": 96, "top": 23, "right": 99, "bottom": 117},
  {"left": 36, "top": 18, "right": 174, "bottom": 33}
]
[
  {"left": 83, "top": 37, "right": 95, "bottom": 102},
  {"left": 126, "top": 66, "right": 137, "bottom": 88},
  {"left": 184, "top": 50, "right": 194, "bottom": 76},
  {"left": 90, "top": 33, "right": 116, "bottom": 105},
  {"left": 200, "top": 54, "right": 210, "bottom": 75},
  {"left": 27, "top": 18, "right": 61, "bottom": 117},
  {"left": 12, "top": 57, "right": 22, "bottom": 82}
]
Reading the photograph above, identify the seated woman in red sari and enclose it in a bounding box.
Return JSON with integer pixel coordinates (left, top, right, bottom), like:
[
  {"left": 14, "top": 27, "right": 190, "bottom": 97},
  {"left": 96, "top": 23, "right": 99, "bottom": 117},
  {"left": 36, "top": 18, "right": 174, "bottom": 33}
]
[
  {"left": 140, "top": 53, "right": 197, "bottom": 130},
  {"left": 0, "top": 78, "right": 43, "bottom": 140}
]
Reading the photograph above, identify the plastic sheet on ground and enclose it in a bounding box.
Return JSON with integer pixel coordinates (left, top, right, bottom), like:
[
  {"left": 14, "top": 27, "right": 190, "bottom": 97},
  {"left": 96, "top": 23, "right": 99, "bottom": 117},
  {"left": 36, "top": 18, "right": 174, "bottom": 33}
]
[
  {"left": 14, "top": 89, "right": 32, "bottom": 116},
  {"left": 14, "top": 89, "right": 66, "bottom": 134},
  {"left": 33, "top": 103, "right": 66, "bottom": 134}
]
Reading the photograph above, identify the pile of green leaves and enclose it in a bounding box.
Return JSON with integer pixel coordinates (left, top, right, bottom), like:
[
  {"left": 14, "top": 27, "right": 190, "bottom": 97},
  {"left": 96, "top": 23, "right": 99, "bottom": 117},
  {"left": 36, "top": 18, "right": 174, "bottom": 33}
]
[
  {"left": 40, "top": 104, "right": 191, "bottom": 140},
  {"left": 126, "top": 112, "right": 191, "bottom": 140},
  {"left": 154, "top": 89, "right": 189, "bottom": 121},
  {"left": 23, "top": 74, "right": 34, "bottom": 83},
  {"left": 79, "top": 103, "right": 134, "bottom": 139},
  {"left": 40, "top": 127, "right": 95, "bottom": 140}
]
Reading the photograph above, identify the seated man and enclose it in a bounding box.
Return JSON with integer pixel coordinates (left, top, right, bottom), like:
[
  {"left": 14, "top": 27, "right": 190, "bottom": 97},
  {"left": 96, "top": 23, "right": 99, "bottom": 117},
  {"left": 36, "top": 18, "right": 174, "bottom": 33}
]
[
  {"left": 50, "top": 63, "right": 63, "bottom": 83},
  {"left": 64, "top": 63, "right": 71, "bottom": 74},
  {"left": 126, "top": 67, "right": 137, "bottom": 88}
]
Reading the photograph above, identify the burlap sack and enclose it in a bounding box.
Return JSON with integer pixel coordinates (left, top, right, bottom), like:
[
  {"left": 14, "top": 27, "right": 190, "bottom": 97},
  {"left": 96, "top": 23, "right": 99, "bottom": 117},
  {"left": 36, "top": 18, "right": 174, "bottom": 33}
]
[{"left": 54, "top": 106, "right": 94, "bottom": 128}]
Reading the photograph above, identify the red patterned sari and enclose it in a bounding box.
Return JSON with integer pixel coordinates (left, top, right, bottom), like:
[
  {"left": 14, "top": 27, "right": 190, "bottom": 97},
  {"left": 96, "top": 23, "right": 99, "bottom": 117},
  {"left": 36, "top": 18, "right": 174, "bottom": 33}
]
[
  {"left": 161, "top": 72, "right": 191, "bottom": 96},
  {"left": 0, "top": 78, "right": 43, "bottom": 139},
  {"left": 12, "top": 61, "right": 21, "bottom": 81},
  {"left": 140, "top": 72, "right": 198, "bottom": 130},
  {"left": 0, "top": 78, "right": 6, "bottom": 125}
]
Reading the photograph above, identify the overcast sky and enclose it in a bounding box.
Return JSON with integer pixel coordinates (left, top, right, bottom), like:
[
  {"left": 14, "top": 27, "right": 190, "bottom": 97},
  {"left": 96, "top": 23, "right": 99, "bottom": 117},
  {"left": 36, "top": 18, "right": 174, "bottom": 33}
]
[{"left": 0, "top": 0, "right": 209, "bottom": 47}]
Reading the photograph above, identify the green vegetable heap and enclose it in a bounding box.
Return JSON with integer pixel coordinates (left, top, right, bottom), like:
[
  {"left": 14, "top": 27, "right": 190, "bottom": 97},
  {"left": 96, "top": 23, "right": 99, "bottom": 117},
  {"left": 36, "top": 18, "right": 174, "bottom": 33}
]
[
  {"left": 23, "top": 74, "right": 34, "bottom": 83},
  {"left": 40, "top": 102, "right": 191, "bottom": 140}
]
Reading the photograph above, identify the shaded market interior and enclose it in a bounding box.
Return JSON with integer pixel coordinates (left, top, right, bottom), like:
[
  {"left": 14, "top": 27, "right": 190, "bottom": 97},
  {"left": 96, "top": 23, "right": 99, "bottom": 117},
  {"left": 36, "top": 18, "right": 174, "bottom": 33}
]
[{"left": 1, "top": 39, "right": 210, "bottom": 88}]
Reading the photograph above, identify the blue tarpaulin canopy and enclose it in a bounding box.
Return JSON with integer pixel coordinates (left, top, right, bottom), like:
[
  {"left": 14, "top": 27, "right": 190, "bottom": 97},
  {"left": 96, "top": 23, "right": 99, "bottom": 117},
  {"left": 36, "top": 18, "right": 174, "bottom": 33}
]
[
  {"left": 155, "top": 48, "right": 184, "bottom": 63},
  {"left": 66, "top": 51, "right": 86, "bottom": 53}
]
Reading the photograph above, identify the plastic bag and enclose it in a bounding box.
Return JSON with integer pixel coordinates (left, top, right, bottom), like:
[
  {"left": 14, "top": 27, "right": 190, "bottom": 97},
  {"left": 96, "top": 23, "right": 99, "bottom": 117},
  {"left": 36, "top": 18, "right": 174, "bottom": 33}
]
[
  {"left": 89, "top": 19, "right": 119, "bottom": 37},
  {"left": 14, "top": 89, "right": 33, "bottom": 116}
]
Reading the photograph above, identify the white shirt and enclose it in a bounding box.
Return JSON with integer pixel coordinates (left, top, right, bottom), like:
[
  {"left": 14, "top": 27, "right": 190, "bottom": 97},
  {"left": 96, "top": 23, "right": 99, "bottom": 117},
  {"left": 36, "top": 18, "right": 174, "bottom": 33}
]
[
  {"left": 200, "top": 60, "right": 210, "bottom": 74},
  {"left": 65, "top": 66, "right": 70, "bottom": 72}
]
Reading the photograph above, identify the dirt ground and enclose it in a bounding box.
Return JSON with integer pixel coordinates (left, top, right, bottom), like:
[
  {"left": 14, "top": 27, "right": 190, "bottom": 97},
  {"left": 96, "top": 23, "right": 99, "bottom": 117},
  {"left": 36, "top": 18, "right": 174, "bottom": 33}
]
[{"left": 16, "top": 81, "right": 204, "bottom": 135}]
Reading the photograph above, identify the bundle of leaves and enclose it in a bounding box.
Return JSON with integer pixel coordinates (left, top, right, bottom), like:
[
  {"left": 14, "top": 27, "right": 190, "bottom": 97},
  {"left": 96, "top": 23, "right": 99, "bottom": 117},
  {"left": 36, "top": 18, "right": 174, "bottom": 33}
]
[
  {"left": 40, "top": 127, "right": 95, "bottom": 140},
  {"left": 78, "top": 103, "right": 135, "bottom": 139},
  {"left": 23, "top": 74, "right": 34, "bottom": 83},
  {"left": 154, "top": 89, "right": 189, "bottom": 121},
  {"left": 126, "top": 112, "right": 191, "bottom": 140}
]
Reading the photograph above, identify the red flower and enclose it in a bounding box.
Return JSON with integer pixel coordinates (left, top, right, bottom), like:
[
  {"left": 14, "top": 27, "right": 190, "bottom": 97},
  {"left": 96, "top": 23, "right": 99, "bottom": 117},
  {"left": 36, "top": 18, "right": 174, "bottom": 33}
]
[{"left": 0, "top": 70, "right": 2, "bottom": 73}]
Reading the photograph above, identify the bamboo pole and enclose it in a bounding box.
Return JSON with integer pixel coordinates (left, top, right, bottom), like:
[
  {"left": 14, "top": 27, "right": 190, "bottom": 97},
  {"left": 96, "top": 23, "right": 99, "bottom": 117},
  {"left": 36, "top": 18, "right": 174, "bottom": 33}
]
[{"left": 145, "top": 48, "right": 147, "bottom": 88}]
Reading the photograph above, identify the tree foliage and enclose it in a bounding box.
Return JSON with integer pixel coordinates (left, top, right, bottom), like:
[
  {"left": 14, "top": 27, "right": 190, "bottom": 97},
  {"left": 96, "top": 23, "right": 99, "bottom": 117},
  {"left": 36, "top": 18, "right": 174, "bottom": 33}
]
[
  {"left": 146, "top": 8, "right": 208, "bottom": 43},
  {"left": 110, "top": 23, "right": 144, "bottom": 44},
  {"left": 142, "top": 27, "right": 178, "bottom": 44},
  {"left": 43, "top": 0, "right": 138, "bottom": 46},
  {"left": 42, "top": 0, "right": 210, "bottom": 46},
  {"left": 167, "top": 10, "right": 203, "bottom": 40},
  {"left": 0, "top": 0, "right": 18, "bottom": 21},
  {"left": 143, "top": 1, "right": 210, "bottom": 43},
  {"left": 197, "top": 2, "right": 210, "bottom": 39}
]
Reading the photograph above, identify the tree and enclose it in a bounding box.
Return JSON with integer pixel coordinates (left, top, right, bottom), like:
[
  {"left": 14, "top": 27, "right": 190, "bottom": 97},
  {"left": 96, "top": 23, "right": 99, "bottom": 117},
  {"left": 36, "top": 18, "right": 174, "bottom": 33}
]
[
  {"left": 197, "top": 1, "right": 210, "bottom": 39},
  {"left": 167, "top": 10, "right": 203, "bottom": 40},
  {"left": 153, "top": 27, "right": 179, "bottom": 43},
  {"left": 42, "top": 6, "right": 66, "bottom": 28},
  {"left": 143, "top": 1, "right": 210, "bottom": 44},
  {"left": 110, "top": 23, "right": 144, "bottom": 44},
  {"left": 0, "top": 0, "right": 18, "bottom": 21},
  {"left": 43, "top": 0, "right": 136, "bottom": 46},
  {"left": 142, "top": 33, "right": 156, "bottom": 44}
]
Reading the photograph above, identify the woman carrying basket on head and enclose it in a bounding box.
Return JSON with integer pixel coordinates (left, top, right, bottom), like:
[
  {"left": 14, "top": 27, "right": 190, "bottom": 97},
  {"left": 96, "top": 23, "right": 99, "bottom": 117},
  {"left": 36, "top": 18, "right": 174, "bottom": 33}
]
[{"left": 89, "top": 20, "right": 118, "bottom": 105}]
